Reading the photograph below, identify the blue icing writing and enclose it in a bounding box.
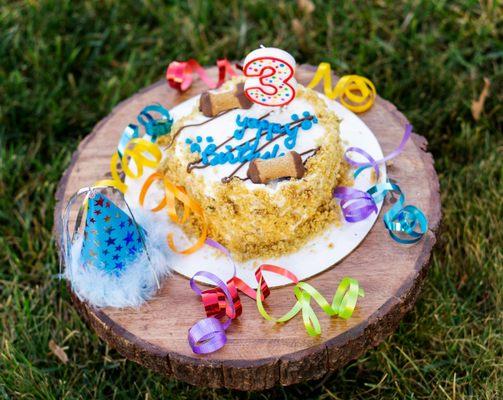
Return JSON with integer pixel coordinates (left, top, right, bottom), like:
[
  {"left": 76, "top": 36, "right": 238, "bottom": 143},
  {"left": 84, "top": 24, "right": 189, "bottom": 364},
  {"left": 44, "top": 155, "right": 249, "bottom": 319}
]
[
  {"left": 186, "top": 135, "right": 215, "bottom": 154},
  {"left": 234, "top": 115, "right": 283, "bottom": 141},
  {"left": 187, "top": 111, "right": 318, "bottom": 167}
]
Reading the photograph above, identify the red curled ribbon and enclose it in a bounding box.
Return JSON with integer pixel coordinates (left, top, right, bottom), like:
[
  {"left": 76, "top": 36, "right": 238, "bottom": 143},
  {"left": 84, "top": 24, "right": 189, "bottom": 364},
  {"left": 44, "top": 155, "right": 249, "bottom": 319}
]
[
  {"left": 188, "top": 239, "right": 300, "bottom": 354},
  {"left": 199, "top": 239, "right": 297, "bottom": 320},
  {"left": 166, "top": 59, "right": 237, "bottom": 92}
]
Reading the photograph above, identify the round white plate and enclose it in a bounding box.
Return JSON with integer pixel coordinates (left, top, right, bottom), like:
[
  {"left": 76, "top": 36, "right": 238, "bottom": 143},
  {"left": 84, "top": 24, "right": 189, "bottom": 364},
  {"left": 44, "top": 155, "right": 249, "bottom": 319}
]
[{"left": 125, "top": 93, "right": 385, "bottom": 288}]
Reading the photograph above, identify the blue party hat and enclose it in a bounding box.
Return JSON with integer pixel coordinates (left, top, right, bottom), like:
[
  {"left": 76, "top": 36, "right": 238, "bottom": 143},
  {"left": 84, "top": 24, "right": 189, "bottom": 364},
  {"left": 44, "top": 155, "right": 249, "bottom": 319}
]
[{"left": 80, "top": 192, "right": 145, "bottom": 275}]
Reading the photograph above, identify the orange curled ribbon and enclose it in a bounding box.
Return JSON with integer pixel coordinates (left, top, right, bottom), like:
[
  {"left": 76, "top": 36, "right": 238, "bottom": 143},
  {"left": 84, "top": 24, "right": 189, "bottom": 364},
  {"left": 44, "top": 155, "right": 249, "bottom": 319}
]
[
  {"left": 95, "top": 138, "right": 162, "bottom": 193},
  {"left": 140, "top": 171, "right": 207, "bottom": 254},
  {"left": 166, "top": 59, "right": 237, "bottom": 92},
  {"left": 307, "top": 62, "right": 376, "bottom": 113}
]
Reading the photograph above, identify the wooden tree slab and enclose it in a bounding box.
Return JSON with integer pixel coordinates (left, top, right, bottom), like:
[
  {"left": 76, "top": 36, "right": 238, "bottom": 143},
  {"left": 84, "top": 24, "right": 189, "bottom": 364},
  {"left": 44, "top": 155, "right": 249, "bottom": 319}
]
[{"left": 54, "top": 65, "right": 441, "bottom": 390}]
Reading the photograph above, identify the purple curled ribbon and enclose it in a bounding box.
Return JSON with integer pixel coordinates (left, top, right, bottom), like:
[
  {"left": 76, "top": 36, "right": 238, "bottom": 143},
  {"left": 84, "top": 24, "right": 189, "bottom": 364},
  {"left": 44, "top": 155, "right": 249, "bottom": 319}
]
[
  {"left": 345, "top": 124, "right": 412, "bottom": 180},
  {"left": 188, "top": 269, "right": 235, "bottom": 354},
  {"left": 334, "top": 124, "right": 428, "bottom": 244},
  {"left": 188, "top": 317, "right": 227, "bottom": 354},
  {"left": 333, "top": 187, "right": 378, "bottom": 222},
  {"left": 187, "top": 240, "right": 236, "bottom": 354}
]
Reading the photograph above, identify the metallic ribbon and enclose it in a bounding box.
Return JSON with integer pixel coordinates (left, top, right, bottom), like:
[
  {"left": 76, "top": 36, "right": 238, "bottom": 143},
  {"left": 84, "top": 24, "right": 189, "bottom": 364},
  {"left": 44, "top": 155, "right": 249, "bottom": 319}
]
[
  {"left": 333, "top": 124, "right": 428, "bottom": 244},
  {"left": 333, "top": 186, "right": 378, "bottom": 222},
  {"left": 188, "top": 269, "right": 234, "bottom": 354},
  {"left": 187, "top": 240, "right": 363, "bottom": 354},
  {"left": 187, "top": 239, "right": 303, "bottom": 354},
  {"left": 200, "top": 239, "right": 298, "bottom": 319},
  {"left": 256, "top": 277, "right": 364, "bottom": 337},
  {"left": 117, "top": 104, "right": 172, "bottom": 157},
  {"left": 166, "top": 59, "right": 237, "bottom": 92},
  {"left": 307, "top": 62, "right": 376, "bottom": 113},
  {"left": 139, "top": 171, "right": 207, "bottom": 254},
  {"left": 136, "top": 104, "right": 173, "bottom": 144}
]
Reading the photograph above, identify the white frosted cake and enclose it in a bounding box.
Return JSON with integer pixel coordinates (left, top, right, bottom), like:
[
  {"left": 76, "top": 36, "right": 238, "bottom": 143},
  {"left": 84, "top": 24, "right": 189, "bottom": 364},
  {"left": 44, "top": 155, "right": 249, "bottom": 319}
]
[{"left": 159, "top": 78, "right": 348, "bottom": 260}]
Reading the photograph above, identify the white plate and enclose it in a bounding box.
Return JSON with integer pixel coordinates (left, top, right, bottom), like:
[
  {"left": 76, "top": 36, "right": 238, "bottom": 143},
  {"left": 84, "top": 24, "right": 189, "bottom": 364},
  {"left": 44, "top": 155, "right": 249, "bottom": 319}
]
[{"left": 125, "top": 93, "right": 385, "bottom": 288}]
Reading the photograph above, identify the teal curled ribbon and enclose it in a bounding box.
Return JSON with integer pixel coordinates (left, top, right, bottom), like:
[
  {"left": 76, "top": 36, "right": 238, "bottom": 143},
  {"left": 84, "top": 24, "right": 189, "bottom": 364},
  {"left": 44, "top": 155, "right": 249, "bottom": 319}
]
[
  {"left": 117, "top": 104, "right": 173, "bottom": 157},
  {"left": 333, "top": 124, "right": 428, "bottom": 244},
  {"left": 368, "top": 181, "right": 428, "bottom": 244}
]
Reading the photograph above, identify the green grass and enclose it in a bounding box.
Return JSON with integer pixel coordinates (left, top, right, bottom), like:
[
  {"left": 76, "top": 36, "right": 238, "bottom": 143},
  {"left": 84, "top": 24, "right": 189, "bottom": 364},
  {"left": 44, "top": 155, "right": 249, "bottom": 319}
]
[{"left": 1, "top": 0, "right": 502, "bottom": 398}]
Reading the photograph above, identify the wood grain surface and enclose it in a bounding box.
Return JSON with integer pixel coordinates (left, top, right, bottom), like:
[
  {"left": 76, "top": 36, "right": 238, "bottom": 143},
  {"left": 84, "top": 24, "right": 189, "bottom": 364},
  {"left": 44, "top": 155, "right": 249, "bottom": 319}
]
[{"left": 54, "top": 65, "right": 441, "bottom": 390}]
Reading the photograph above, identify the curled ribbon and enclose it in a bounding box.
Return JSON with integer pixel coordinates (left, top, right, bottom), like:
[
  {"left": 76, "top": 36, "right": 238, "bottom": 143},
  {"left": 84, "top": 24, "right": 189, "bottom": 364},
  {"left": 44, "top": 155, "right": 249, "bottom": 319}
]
[
  {"left": 307, "top": 62, "right": 376, "bottom": 113},
  {"left": 187, "top": 240, "right": 363, "bottom": 354},
  {"left": 333, "top": 187, "right": 378, "bottom": 222},
  {"left": 95, "top": 104, "right": 172, "bottom": 192},
  {"left": 139, "top": 171, "right": 207, "bottom": 254},
  {"left": 96, "top": 138, "right": 162, "bottom": 193},
  {"left": 333, "top": 124, "right": 428, "bottom": 244},
  {"left": 136, "top": 104, "right": 173, "bottom": 144},
  {"left": 188, "top": 239, "right": 301, "bottom": 354},
  {"left": 188, "top": 270, "right": 234, "bottom": 354},
  {"left": 201, "top": 240, "right": 298, "bottom": 316},
  {"left": 201, "top": 239, "right": 300, "bottom": 319},
  {"left": 346, "top": 124, "right": 412, "bottom": 180},
  {"left": 256, "top": 277, "right": 364, "bottom": 337},
  {"left": 117, "top": 104, "right": 172, "bottom": 157},
  {"left": 166, "top": 59, "right": 237, "bottom": 92}
]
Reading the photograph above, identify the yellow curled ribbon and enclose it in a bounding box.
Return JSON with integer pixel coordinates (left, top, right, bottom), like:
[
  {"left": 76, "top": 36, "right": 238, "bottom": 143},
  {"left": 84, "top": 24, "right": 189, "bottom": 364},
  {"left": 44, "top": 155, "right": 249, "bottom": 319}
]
[
  {"left": 256, "top": 277, "right": 364, "bottom": 336},
  {"left": 93, "top": 133, "right": 206, "bottom": 254},
  {"left": 95, "top": 138, "right": 162, "bottom": 193},
  {"left": 140, "top": 171, "right": 207, "bottom": 254},
  {"left": 307, "top": 62, "right": 376, "bottom": 113}
]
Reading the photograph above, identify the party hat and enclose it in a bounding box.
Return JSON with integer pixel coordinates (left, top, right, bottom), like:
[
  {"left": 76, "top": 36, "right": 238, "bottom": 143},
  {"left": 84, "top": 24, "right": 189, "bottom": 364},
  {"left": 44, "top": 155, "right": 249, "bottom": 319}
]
[{"left": 80, "top": 192, "right": 145, "bottom": 275}]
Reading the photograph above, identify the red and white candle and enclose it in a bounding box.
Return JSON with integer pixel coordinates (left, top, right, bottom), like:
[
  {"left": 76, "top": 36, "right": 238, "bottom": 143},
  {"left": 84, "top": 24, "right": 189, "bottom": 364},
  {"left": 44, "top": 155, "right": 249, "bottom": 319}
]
[{"left": 243, "top": 47, "right": 297, "bottom": 107}]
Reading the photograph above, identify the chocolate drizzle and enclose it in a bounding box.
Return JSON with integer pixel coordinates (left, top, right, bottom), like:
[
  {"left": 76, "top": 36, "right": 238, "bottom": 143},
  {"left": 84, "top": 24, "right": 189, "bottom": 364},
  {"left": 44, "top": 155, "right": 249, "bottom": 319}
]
[
  {"left": 300, "top": 147, "right": 319, "bottom": 163},
  {"left": 178, "top": 106, "right": 317, "bottom": 184},
  {"left": 186, "top": 111, "right": 272, "bottom": 173},
  {"left": 166, "top": 108, "right": 233, "bottom": 148},
  {"left": 220, "top": 116, "right": 314, "bottom": 183},
  {"left": 229, "top": 147, "right": 319, "bottom": 184}
]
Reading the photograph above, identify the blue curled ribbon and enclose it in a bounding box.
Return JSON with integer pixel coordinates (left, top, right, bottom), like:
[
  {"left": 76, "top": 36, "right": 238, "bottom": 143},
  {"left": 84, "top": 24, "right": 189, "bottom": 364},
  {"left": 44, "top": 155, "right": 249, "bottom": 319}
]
[
  {"left": 369, "top": 181, "right": 428, "bottom": 244},
  {"left": 333, "top": 124, "right": 428, "bottom": 244},
  {"left": 117, "top": 104, "right": 173, "bottom": 157}
]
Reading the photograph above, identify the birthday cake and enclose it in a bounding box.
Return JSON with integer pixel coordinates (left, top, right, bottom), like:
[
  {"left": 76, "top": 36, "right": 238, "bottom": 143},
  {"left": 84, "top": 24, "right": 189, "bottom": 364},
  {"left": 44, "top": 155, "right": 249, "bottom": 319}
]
[{"left": 158, "top": 51, "right": 350, "bottom": 260}]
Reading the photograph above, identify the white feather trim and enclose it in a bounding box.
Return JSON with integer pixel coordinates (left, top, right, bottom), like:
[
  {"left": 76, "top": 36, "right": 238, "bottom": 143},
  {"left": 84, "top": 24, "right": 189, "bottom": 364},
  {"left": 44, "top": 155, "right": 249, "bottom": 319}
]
[{"left": 65, "top": 207, "right": 172, "bottom": 308}]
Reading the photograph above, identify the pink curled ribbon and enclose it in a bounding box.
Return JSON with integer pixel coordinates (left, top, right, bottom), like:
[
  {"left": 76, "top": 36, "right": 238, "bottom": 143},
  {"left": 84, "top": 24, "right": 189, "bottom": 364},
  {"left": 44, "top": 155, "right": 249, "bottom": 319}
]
[
  {"left": 334, "top": 124, "right": 428, "bottom": 244},
  {"left": 166, "top": 59, "right": 237, "bottom": 92}
]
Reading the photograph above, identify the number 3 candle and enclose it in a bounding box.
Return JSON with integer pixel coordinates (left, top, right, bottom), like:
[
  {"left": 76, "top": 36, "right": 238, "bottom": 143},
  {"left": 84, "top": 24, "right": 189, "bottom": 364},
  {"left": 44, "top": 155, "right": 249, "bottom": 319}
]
[{"left": 243, "top": 47, "right": 297, "bottom": 107}]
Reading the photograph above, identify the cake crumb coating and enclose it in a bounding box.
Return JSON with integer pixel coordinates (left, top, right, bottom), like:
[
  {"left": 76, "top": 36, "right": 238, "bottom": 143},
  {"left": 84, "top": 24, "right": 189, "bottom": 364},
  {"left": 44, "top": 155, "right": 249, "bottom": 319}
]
[{"left": 159, "top": 82, "right": 349, "bottom": 261}]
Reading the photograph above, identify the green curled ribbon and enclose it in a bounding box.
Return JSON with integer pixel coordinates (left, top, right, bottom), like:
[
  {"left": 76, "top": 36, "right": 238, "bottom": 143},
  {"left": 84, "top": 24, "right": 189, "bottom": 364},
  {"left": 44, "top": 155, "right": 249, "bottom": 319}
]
[{"left": 256, "top": 277, "right": 365, "bottom": 336}]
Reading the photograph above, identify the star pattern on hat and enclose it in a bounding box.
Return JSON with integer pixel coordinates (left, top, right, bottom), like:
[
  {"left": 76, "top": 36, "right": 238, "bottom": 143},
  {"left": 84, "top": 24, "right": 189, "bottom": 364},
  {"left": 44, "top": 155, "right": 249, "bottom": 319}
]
[{"left": 81, "top": 192, "right": 145, "bottom": 275}]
